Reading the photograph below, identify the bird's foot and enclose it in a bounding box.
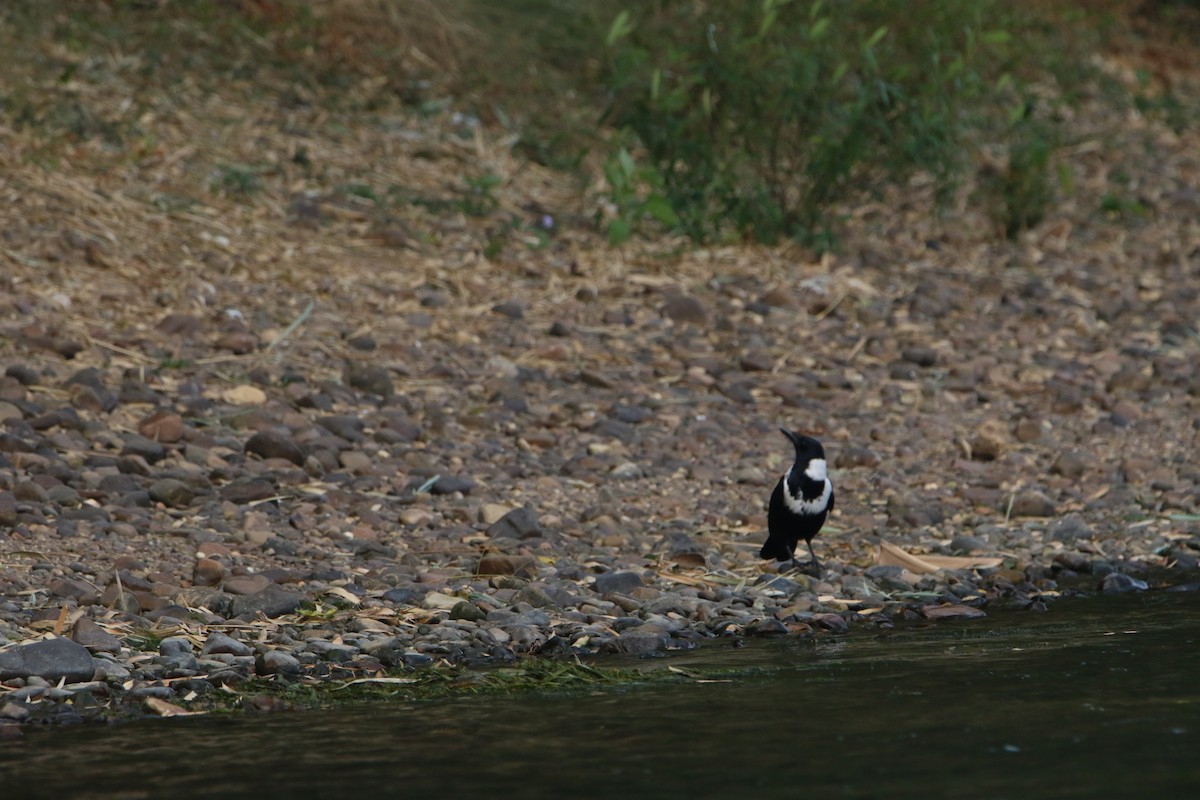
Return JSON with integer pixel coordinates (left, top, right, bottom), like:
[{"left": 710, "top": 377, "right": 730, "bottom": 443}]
[{"left": 789, "top": 559, "right": 822, "bottom": 577}]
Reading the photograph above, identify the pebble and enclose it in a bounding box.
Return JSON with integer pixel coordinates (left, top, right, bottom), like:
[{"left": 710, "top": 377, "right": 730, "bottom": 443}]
[
  {"left": 245, "top": 429, "right": 306, "bottom": 466},
  {"left": 71, "top": 618, "right": 122, "bottom": 654},
  {"left": 0, "top": 638, "right": 96, "bottom": 683},
  {"left": 486, "top": 507, "right": 541, "bottom": 539}
]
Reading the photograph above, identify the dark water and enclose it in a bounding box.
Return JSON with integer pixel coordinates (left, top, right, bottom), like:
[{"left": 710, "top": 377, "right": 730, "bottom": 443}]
[{"left": 3, "top": 591, "right": 1198, "bottom": 799}]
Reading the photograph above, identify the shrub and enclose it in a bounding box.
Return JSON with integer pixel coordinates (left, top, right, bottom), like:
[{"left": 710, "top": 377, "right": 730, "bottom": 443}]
[{"left": 602, "top": 0, "right": 1015, "bottom": 246}]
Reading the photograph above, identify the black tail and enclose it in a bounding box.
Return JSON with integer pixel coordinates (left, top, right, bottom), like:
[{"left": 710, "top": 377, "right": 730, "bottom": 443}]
[{"left": 759, "top": 535, "right": 792, "bottom": 562}]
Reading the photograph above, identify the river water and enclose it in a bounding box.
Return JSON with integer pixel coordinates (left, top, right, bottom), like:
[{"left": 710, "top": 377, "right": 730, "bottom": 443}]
[{"left": 2, "top": 591, "right": 1197, "bottom": 799}]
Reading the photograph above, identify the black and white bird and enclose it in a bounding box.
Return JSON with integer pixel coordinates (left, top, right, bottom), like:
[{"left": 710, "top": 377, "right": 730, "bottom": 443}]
[{"left": 760, "top": 429, "right": 834, "bottom": 574}]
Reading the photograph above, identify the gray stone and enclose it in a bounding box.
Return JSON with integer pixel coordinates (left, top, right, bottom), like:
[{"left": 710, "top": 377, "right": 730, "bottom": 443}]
[
  {"left": 1100, "top": 573, "right": 1149, "bottom": 594},
  {"left": 317, "top": 415, "right": 365, "bottom": 442},
  {"left": 231, "top": 584, "right": 303, "bottom": 619},
  {"left": 255, "top": 652, "right": 302, "bottom": 676},
  {"left": 159, "top": 636, "right": 194, "bottom": 656},
  {"left": 149, "top": 478, "right": 196, "bottom": 508},
  {"left": 492, "top": 300, "right": 525, "bottom": 319},
  {"left": 120, "top": 434, "right": 167, "bottom": 464},
  {"left": 746, "top": 617, "right": 789, "bottom": 636},
  {"left": 594, "top": 571, "right": 645, "bottom": 595},
  {"left": 201, "top": 633, "right": 253, "bottom": 657},
  {"left": 344, "top": 361, "right": 394, "bottom": 398},
  {"left": 449, "top": 601, "right": 487, "bottom": 622},
  {"left": 431, "top": 475, "right": 475, "bottom": 495},
  {"left": 245, "top": 429, "right": 306, "bottom": 466},
  {"left": 71, "top": 618, "right": 121, "bottom": 654},
  {"left": 1051, "top": 515, "right": 1094, "bottom": 542},
  {"left": 841, "top": 575, "right": 886, "bottom": 601},
  {"left": 610, "top": 462, "right": 645, "bottom": 480},
  {"left": 949, "top": 535, "right": 989, "bottom": 553},
  {"left": 0, "top": 638, "right": 96, "bottom": 683},
  {"left": 1010, "top": 490, "right": 1055, "bottom": 518},
  {"left": 221, "top": 477, "right": 277, "bottom": 504},
  {"left": 612, "top": 626, "right": 669, "bottom": 654},
  {"left": 660, "top": 293, "right": 707, "bottom": 324},
  {"left": 486, "top": 507, "right": 542, "bottom": 539}
]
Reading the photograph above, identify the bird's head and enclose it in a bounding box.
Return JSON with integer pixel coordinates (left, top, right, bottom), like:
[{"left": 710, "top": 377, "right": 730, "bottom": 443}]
[{"left": 780, "top": 428, "right": 825, "bottom": 462}]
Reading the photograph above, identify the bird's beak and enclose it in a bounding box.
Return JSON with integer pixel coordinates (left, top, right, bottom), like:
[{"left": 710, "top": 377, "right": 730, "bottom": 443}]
[{"left": 780, "top": 428, "right": 801, "bottom": 445}]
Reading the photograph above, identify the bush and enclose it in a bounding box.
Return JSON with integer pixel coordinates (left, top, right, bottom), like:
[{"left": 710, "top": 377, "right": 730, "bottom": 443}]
[{"left": 602, "top": 0, "right": 1016, "bottom": 246}]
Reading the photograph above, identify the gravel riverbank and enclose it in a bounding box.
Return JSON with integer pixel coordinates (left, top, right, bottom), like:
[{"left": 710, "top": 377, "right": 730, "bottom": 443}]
[{"left": 2, "top": 5, "right": 1199, "bottom": 726}]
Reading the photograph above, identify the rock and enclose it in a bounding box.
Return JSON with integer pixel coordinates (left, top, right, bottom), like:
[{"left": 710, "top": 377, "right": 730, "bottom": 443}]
[
  {"left": 317, "top": 415, "right": 365, "bottom": 442},
  {"left": 221, "top": 477, "right": 277, "bottom": 504},
  {"left": 425, "top": 475, "right": 473, "bottom": 495},
  {"left": 256, "top": 650, "right": 303, "bottom": 676},
  {"left": 595, "top": 571, "right": 645, "bottom": 595},
  {"left": 222, "top": 385, "right": 268, "bottom": 406},
  {"left": 1010, "top": 490, "right": 1055, "bottom": 518},
  {"left": 0, "top": 638, "right": 96, "bottom": 683},
  {"left": 201, "top": 633, "right": 253, "bottom": 657},
  {"left": 610, "top": 461, "right": 644, "bottom": 479},
  {"left": 810, "top": 613, "right": 849, "bottom": 633},
  {"left": 476, "top": 554, "right": 538, "bottom": 578},
  {"left": 193, "top": 558, "right": 226, "bottom": 586},
  {"left": 901, "top": 345, "right": 938, "bottom": 367},
  {"left": 1014, "top": 418, "right": 1042, "bottom": 443},
  {"left": 478, "top": 503, "right": 514, "bottom": 525},
  {"left": 0, "top": 491, "right": 15, "bottom": 526},
  {"left": 137, "top": 411, "right": 185, "bottom": 443},
  {"left": 399, "top": 508, "right": 433, "bottom": 527},
  {"left": 224, "top": 574, "right": 271, "bottom": 596},
  {"left": 1052, "top": 551, "right": 1091, "bottom": 572},
  {"left": 841, "top": 575, "right": 886, "bottom": 600},
  {"left": 492, "top": 300, "right": 525, "bottom": 319},
  {"left": 835, "top": 446, "right": 881, "bottom": 469},
  {"left": 739, "top": 351, "right": 775, "bottom": 372},
  {"left": 344, "top": 361, "right": 394, "bottom": 398},
  {"left": 1100, "top": 573, "right": 1149, "bottom": 594},
  {"left": 245, "top": 429, "right": 306, "bottom": 466},
  {"left": 71, "top": 618, "right": 122, "bottom": 654},
  {"left": 69, "top": 384, "right": 118, "bottom": 413},
  {"left": 120, "top": 435, "right": 167, "bottom": 464},
  {"left": 230, "top": 584, "right": 303, "bottom": 619},
  {"left": 921, "top": 604, "right": 987, "bottom": 620},
  {"left": 971, "top": 419, "right": 1008, "bottom": 461},
  {"left": 613, "top": 626, "right": 669, "bottom": 654},
  {"left": 486, "top": 507, "right": 541, "bottom": 539},
  {"left": 449, "top": 601, "right": 487, "bottom": 622},
  {"left": 660, "top": 293, "right": 707, "bottom": 324},
  {"left": 746, "top": 617, "right": 789, "bottom": 636},
  {"left": 949, "top": 535, "right": 988, "bottom": 553},
  {"left": 149, "top": 478, "right": 196, "bottom": 508},
  {"left": 1051, "top": 515, "right": 1094, "bottom": 542},
  {"left": 1050, "top": 450, "right": 1088, "bottom": 479},
  {"left": 215, "top": 332, "right": 258, "bottom": 354},
  {"left": 13, "top": 481, "right": 47, "bottom": 502},
  {"left": 611, "top": 404, "right": 652, "bottom": 424},
  {"left": 886, "top": 493, "right": 944, "bottom": 528},
  {"left": 760, "top": 287, "right": 797, "bottom": 308}
]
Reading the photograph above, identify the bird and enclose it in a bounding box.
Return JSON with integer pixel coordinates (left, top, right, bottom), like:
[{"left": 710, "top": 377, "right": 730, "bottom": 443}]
[{"left": 760, "top": 429, "right": 834, "bottom": 575}]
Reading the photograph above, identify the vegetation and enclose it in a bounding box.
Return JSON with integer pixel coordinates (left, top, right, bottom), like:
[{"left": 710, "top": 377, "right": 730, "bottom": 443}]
[{"left": 1, "top": 0, "right": 1195, "bottom": 249}]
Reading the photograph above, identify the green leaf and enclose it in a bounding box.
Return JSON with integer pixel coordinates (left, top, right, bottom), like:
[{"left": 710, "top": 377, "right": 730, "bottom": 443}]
[
  {"left": 981, "top": 29, "right": 1011, "bottom": 46},
  {"left": 618, "top": 147, "right": 636, "bottom": 178},
  {"left": 864, "top": 26, "right": 888, "bottom": 50},
  {"left": 643, "top": 194, "right": 680, "bottom": 227},
  {"left": 608, "top": 218, "right": 632, "bottom": 245},
  {"left": 606, "top": 10, "right": 634, "bottom": 47}
]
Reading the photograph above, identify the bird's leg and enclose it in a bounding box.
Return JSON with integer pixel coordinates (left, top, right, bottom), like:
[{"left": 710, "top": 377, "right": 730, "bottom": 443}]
[
  {"left": 804, "top": 540, "right": 821, "bottom": 576},
  {"left": 789, "top": 555, "right": 803, "bottom": 572}
]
